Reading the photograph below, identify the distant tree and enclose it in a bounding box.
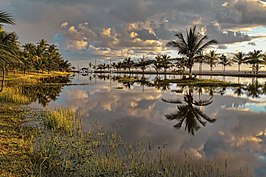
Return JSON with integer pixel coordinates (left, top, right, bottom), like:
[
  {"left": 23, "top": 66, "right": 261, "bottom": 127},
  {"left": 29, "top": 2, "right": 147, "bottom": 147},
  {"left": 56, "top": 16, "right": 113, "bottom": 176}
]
[
  {"left": 219, "top": 54, "right": 232, "bottom": 73},
  {"left": 204, "top": 50, "right": 219, "bottom": 72},
  {"left": 245, "top": 50, "right": 264, "bottom": 74},
  {"left": 233, "top": 51, "right": 246, "bottom": 72},
  {"left": 123, "top": 57, "right": 134, "bottom": 72},
  {"left": 156, "top": 54, "right": 172, "bottom": 73},
  {"left": 134, "top": 58, "right": 153, "bottom": 74},
  {"left": 167, "top": 26, "right": 217, "bottom": 78}
]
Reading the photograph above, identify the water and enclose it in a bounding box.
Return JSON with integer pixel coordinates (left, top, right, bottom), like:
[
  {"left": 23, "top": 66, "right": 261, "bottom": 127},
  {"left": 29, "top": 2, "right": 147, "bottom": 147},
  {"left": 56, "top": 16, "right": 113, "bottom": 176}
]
[{"left": 29, "top": 74, "right": 266, "bottom": 176}]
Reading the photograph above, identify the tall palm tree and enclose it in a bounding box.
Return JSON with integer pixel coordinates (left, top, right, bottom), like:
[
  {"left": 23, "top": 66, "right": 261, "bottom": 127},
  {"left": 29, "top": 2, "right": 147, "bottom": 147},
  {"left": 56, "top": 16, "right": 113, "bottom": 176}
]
[
  {"left": 204, "top": 50, "right": 219, "bottom": 72},
  {"left": 245, "top": 50, "right": 264, "bottom": 74},
  {"left": 194, "top": 54, "right": 204, "bottom": 74},
  {"left": 233, "top": 51, "right": 245, "bottom": 72},
  {"left": 219, "top": 54, "right": 232, "bottom": 73},
  {"left": 152, "top": 56, "right": 162, "bottom": 75},
  {"left": 160, "top": 54, "right": 172, "bottom": 73},
  {"left": 0, "top": 31, "right": 21, "bottom": 91},
  {"left": 134, "top": 58, "right": 153, "bottom": 75},
  {"left": 167, "top": 26, "right": 217, "bottom": 78},
  {"left": 123, "top": 57, "right": 134, "bottom": 73},
  {"left": 0, "top": 11, "right": 16, "bottom": 91},
  {"left": 162, "top": 87, "right": 215, "bottom": 135}
]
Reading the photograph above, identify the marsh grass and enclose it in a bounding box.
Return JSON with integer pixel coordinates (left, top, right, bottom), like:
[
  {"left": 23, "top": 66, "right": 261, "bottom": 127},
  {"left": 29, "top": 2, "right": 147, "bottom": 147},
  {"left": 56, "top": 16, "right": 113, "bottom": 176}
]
[
  {"left": 31, "top": 108, "right": 252, "bottom": 177},
  {"left": 44, "top": 107, "right": 80, "bottom": 135},
  {"left": 0, "top": 87, "right": 31, "bottom": 104},
  {"left": 0, "top": 104, "right": 37, "bottom": 176},
  {"left": 31, "top": 128, "right": 252, "bottom": 177}
]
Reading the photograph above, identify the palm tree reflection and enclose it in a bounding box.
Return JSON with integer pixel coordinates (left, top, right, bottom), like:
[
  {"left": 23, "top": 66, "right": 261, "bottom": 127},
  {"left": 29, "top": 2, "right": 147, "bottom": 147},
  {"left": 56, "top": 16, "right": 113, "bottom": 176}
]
[
  {"left": 22, "top": 76, "right": 71, "bottom": 106},
  {"left": 245, "top": 78, "right": 262, "bottom": 98},
  {"left": 162, "top": 87, "right": 216, "bottom": 135}
]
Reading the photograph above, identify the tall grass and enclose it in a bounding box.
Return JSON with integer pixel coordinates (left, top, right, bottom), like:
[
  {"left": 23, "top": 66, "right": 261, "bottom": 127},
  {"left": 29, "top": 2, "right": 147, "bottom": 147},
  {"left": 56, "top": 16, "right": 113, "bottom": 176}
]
[
  {"left": 45, "top": 107, "right": 80, "bottom": 135},
  {"left": 0, "top": 87, "right": 31, "bottom": 104},
  {"left": 30, "top": 122, "right": 252, "bottom": 177}
]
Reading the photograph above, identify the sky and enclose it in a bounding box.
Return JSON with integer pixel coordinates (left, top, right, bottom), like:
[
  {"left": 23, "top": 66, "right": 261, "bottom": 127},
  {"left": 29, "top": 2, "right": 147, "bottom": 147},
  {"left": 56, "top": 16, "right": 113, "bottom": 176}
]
[{"left": 2, "top": 0, "right": 266, "bottom": 64}]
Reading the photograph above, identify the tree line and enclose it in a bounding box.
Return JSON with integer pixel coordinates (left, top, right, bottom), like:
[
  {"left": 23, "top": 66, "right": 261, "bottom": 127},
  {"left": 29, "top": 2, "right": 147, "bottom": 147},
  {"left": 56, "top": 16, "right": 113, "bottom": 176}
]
[
  {"left": 93, "top": 26, "right": 266, "bottom": 76},
  {"left": 0, "top": 10, "right": 72, "bottom": 91}
]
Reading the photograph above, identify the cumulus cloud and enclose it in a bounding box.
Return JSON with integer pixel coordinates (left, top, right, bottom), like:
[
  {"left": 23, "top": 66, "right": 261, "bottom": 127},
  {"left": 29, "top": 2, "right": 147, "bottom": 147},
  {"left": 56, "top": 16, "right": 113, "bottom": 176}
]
[{"left": 4, "top": 0, "right": 266, "bottom": 60}]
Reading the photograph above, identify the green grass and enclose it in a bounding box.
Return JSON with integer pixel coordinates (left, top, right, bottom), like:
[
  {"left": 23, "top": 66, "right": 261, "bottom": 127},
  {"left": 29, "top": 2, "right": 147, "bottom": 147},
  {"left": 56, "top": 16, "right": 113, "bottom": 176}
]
[{"left": 29, "top": 128, "right": 251, "bottom": 177}]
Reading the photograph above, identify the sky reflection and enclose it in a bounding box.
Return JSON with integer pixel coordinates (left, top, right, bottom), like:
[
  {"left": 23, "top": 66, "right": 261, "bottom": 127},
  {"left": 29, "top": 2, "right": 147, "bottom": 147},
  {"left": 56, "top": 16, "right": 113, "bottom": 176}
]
[{"left": 29, "top": 74, "right": 266, "bottom": 176}]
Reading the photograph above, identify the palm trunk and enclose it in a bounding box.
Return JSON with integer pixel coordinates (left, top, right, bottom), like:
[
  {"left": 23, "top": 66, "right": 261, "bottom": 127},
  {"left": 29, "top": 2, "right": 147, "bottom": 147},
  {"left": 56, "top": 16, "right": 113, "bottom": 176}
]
[
  {"left": 238, "top": 64, "right": 240, "bottom": 72},
  {"left": 189, "top": 67, "right": 192, "bottom": 78},
  {"left": 0, "top": 66, "right": 5, "bottom": 92}
]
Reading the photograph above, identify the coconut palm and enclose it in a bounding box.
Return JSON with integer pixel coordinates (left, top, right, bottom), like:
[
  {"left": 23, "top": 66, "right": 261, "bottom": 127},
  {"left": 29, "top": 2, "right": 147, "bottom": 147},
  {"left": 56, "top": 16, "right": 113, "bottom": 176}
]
[
  {"left": 0, "top": 31, "right": 21, "bottom": 91},
  {"left": 205, "top": 50, "right": 219, "bottom": 72},
  {"left": 123, "top": 57, "right": 134, "bottom": 73},
  {"left": 162, "top": 87, "right": 215, "bottom": 135},
  {"left": 160, "top": 54, "right": 172, "bottom": 73},
  {"left": 153, "top": 55, "right": 163, "bottom": 74},
  {"left": 245, "top": 50, "right": 264, "bottom": 74},
  {"left": 134, "top": 58, "right": 153, "bottom": 75},
  {"left": 219, "top": 54, "right": 232, "bottom": 73},
  {"left": 232, "top": 51, "right": 245, "bottom": 72},
  {"left": 194, "top": 54, "right": 204, "bottom": 74},
  {"left": 167, "top": 26, "right": 217, "bottom": 78}
]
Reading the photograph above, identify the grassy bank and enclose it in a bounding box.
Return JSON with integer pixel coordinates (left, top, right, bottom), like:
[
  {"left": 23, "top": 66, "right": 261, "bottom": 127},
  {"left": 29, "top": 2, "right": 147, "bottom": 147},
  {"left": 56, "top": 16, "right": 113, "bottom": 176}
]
[
  {"left": 4, "top": 71, "right": 71, "bottom": 86},
  {"left": 0, "top": 72, "right": 71, "bottom": 176},
  {"left": 117, "top": 77, "right": 241, "bottom": 87}
]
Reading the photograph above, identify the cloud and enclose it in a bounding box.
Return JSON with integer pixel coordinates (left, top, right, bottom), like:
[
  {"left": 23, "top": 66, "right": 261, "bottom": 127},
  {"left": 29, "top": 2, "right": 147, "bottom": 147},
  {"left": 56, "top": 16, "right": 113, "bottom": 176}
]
[{"left": 4, "top": 0, "right": 266, "bottom": 60}]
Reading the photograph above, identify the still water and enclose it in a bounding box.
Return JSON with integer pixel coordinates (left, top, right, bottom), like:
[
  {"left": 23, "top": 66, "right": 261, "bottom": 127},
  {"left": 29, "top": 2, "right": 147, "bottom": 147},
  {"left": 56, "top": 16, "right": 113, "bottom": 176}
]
[{"left": 29, "top": 74, "right": 266, "bottom": 176}]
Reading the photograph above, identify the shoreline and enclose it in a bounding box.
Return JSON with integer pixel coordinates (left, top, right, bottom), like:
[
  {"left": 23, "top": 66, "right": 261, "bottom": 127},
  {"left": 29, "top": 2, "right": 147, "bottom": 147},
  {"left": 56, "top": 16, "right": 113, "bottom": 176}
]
[{"left": 82, "top": 70, "right": 266, "bottom": 77}]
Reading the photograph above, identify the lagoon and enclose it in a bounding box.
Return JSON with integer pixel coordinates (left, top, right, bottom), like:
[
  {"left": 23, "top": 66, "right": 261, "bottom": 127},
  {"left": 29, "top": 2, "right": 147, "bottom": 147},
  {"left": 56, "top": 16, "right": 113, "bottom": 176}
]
[{"left": 30, "top": 74, "right": 266, "bottom": 176}]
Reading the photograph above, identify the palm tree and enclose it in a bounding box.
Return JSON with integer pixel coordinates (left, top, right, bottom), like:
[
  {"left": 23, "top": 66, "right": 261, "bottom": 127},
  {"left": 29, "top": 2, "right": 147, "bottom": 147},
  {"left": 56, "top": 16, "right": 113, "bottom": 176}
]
[
  {"left": 153, "top": 55, "right": 163, "bottom": 74},
  {"left": 167, "top": 26, "right": 217, "bottom": 78},
  {"left": 245, "top": 50, "right": 264, "bottom": 74},
  {"left": 205, "top": 50, "right": 219, "bottom": 72},
  {"left": 219, "top": 54, "right": 232, "bottom": 73},
  {"left": 134, "top": 58, "right": 153, "bottom": 75},
  {"left": 162, "top": 87, "right": 215, "bottom": 135},
  {"left": 160, "top": 54, "right": 172, "bottom": 73},
  {"left": 233, "top": 51, "right": 246, "bottom": 72},
  {"left": 123, "top": 57, "right": 134, "bottom": 73},
  {"left": 194, "top": 54, "right": 204, "bottom": 74},
  {"left": 0, "top": 31, "right": 21, "bottom": 91},
  {"left": 0, "top": 11, "right": 16, "bottom": 91}
]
